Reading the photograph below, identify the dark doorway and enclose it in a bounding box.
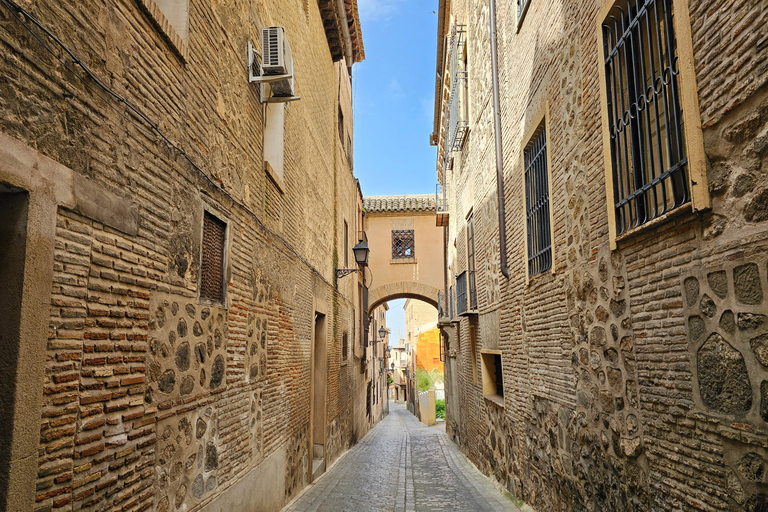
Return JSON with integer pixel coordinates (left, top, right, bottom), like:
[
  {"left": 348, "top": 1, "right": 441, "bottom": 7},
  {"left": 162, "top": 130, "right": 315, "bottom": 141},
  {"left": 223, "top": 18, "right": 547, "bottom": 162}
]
[
  {"left": 0, "top": 188, "right": 29, "bottom": 509},
  {"left": 311, "top": 312, "right": 327, "bottom": 480}
]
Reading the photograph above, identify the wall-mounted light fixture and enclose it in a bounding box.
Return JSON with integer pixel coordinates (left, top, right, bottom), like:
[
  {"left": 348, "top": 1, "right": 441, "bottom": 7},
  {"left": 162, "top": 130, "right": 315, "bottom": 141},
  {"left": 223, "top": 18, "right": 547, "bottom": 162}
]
[{"left": 336, "top": 239, "right": 370, "bottom": 281}]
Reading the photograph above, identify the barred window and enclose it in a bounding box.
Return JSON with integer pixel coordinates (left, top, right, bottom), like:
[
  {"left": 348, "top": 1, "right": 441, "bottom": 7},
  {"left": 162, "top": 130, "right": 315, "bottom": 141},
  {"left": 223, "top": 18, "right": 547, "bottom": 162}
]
[
  {"left": 524, "top": 123, "right": 552, "bottom": 276},
  {"left": 200, "top": 212, "right": 226, "bottom": 303},
  {"left": 342, "top": 332, "right": 348, "bottom": 360},
  {"left": 466, "top": 214, "right": 477, "bottom": 310},
  {"left": 602, "top": 0, "right": 689, "bottom": 236},
  {"left": 391, "top": 230, "right": 415, "bottom": 259}
]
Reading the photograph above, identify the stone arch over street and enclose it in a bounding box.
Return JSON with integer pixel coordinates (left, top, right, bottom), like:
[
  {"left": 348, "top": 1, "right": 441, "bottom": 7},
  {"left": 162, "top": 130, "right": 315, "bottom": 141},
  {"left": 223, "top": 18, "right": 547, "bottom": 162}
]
[{"left": 367, "top": 281, "right": 440, "bottom": 314}]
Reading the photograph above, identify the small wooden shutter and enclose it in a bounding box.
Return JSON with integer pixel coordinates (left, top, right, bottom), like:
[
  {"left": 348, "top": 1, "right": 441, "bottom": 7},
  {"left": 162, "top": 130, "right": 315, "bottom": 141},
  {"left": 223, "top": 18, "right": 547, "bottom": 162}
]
[{"left": 201, "top": 212, "right": 226, "bottom": 302}]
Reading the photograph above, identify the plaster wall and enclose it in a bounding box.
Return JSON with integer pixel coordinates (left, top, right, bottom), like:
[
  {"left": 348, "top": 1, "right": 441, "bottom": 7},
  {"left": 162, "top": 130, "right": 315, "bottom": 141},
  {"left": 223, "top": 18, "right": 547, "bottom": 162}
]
[{"left": 364, "top": 211, "right": 445, "bottom": 305}]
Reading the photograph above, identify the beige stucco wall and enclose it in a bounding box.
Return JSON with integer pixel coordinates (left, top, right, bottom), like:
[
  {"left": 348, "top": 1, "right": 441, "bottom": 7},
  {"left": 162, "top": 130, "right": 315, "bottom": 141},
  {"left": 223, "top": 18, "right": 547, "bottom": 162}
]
[{"left": 364, "top": 211, "right": 444, "bottom": 309}]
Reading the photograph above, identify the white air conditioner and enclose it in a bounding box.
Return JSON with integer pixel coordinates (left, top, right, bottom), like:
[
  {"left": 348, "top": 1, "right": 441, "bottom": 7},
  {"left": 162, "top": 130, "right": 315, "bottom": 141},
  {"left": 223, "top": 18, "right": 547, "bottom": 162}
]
[
  {"left": 247, "top": 28, "right": 299, "bottom": 102},
  {"left": 261, "top": 26, "right": 294, "bottom": 97}
]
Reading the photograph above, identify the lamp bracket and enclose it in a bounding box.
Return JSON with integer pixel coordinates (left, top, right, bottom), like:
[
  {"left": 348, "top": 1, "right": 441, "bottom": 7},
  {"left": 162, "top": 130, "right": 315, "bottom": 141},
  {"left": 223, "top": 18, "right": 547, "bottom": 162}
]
[{"left": 335, "top": 268, "right": 359, "bottom": 280}]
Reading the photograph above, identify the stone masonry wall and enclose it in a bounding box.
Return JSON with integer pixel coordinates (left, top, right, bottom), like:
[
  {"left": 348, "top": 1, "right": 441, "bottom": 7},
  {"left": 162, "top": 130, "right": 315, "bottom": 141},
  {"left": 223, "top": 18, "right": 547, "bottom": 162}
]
[
  {"left": 440, "top": 0, "right": 768, "bottom": 511},
  {"left": 0, "top": 0, "right": 365, "bottom": 510}
]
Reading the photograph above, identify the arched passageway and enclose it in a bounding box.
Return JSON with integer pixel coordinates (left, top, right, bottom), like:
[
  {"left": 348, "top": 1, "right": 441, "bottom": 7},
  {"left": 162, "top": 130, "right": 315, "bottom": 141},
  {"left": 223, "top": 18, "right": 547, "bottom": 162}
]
[
  {"left": 367, "top": 281, "right": 440, "bottom": 315},
  {"left": 363, "top": 194, "right": 444, "bottom": 316}
]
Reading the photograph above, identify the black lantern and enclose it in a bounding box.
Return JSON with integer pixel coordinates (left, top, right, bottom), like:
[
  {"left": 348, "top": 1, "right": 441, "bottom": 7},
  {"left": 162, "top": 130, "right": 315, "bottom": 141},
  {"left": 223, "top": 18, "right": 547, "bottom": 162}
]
[
  {"left": 352, "top": 240, "right": 370, "bottom": 266},
  {"left": 336, "top": 239, "right": 370, "bottom": 281},
  {"left": 378, "top": 326, "right": 387, "bottom": 340}
]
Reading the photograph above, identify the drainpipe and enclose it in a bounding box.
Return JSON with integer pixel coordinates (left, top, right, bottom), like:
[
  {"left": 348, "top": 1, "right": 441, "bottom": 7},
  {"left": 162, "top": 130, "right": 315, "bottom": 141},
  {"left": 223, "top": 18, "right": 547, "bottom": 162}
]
[
  {"left": 489, "top": 0, "right": 510, "bottom": 279},
  {"left": 335, "top": 0, "right": 354, "bottom": 67}
]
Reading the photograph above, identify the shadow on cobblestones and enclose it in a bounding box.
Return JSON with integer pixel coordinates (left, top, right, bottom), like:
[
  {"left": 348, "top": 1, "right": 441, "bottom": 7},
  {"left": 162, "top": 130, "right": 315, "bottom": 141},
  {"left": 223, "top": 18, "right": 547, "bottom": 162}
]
[{"left": 282, "top": 404, "right": 523, "bottom": 512}]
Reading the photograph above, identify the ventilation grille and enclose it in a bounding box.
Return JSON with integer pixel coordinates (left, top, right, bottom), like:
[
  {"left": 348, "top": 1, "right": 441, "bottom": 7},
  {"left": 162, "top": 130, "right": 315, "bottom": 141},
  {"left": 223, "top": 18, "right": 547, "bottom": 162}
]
[
  {"left": 262, "top": 27, "right": 280, "bottom": 68},
  {"left": 201, "top": 212, "right": 226, "bottom": 303}
]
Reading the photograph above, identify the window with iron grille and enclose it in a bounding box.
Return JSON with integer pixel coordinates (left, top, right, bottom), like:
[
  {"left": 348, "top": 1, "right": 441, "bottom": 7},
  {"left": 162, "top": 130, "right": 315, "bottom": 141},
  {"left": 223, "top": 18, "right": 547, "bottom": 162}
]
[
  {"left": 200, "top": 211, "right": 226, "bottom": 303},
  {"left": 456, "top": 271, "right": 468, "bottom": 316},
  {"left": 602, "top": 0, "right": 689, "bottom": 236},
  {"left": 342, "top": 332, "right": 348, "bottom": 361},
  {"left": 466, "top": 214, "right": 477, "bottom": 310},
  {"left": 391, "top": 230, "right": 415, "bottom": 259},
  {"left": 524, "top": 123, "right": 552, "bottom": 276}
]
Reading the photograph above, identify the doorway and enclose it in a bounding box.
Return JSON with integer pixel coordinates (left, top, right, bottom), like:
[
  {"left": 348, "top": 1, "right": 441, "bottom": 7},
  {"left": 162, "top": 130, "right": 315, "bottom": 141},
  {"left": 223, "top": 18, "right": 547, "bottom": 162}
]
[{"left": 0, "top": 189, "right": 29, "bottom": 507}]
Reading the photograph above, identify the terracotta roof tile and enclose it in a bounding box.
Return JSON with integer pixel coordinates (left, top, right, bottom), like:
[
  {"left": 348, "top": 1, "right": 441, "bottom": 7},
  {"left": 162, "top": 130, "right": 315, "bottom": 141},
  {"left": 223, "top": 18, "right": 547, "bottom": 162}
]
[{"left": 363, "top": 194, "right": 436, "bottom": 213}]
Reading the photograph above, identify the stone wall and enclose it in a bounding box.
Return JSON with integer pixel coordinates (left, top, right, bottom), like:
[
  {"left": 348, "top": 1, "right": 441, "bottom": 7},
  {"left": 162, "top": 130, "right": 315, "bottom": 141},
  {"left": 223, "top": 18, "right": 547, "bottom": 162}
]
[
  {"left": 0, "top": 0, "right": 370, "bottom": 511},
  {"left": 438, "top": 0, "right": 768, "bottom": 510}
]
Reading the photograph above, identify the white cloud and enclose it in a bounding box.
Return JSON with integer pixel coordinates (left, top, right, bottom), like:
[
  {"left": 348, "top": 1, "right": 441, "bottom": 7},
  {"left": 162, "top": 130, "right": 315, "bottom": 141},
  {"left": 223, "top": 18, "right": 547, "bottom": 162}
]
[{"left": 358, "top": 0, "right": 406, "bottom": 23}]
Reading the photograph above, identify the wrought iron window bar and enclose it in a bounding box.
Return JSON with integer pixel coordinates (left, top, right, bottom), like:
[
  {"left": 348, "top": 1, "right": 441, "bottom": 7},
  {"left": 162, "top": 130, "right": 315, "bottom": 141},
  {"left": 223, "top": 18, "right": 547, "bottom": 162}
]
[
  {"left": 446, "top": 24, "right": 468, "bottom": 154},
  {"left": 455, "top": 270, "right": 477, "bottom": 316},
  {"left": 524, "top": 124, "right": 552, "bottom": 276},
  {"left": 602, "top": 0, "right": 689, "bottom": 236},
  {"left": 456, "top": 271, "right": 468, "bottom": 316},
  {"left": 391, "top": 230, "right": 415, "bottom": 259}
]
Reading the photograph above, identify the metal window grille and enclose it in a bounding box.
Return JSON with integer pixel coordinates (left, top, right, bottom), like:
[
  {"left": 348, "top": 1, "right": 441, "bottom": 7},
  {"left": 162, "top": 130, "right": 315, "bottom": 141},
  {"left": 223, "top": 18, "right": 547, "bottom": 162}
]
[
  {"left": 446, "top": 24, "right": 468, "bottom": 153},
  {"left": 342, "top": 332, "right": 348, "bottom": 360},
  {"left": 449, "top": 285, "right": 455, "bottom": 320},
  {"left": 466, "top": 214, "right": 477, "bottom": 310},
  {"left": 524, "top": 124, "right": 552, "bottom": 276},
  {"left": 201, "top": 212, "right": 226, "bottom": 302},
  {"left": 456, "top": 271, "right": 468, "bottom": 316},
  {"left": 391, "top": 230, "right": 415, "bottom": 259},
  {"left": 517, "top": 0, "right": 530, "bottom": 19},
  {"left": 602, "top": 0, "right": 688, "bottom": 236}
]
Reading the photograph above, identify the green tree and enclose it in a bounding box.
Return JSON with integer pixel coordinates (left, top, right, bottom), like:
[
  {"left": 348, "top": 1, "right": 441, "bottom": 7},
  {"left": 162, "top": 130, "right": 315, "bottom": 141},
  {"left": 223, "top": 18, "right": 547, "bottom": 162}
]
[
  {"left": 415, "top": 368, "right": 433, "bottom": 392},
  {"left": 435, "top": 399, "right": 445, "bottom": 419}
]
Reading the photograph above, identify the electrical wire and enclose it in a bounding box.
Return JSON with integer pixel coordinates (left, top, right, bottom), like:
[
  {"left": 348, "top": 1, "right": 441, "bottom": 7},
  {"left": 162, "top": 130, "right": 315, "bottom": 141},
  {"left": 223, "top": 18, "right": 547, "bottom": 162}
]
[{"left": 0, "top": 0, "right": 341, "bottom": 291}]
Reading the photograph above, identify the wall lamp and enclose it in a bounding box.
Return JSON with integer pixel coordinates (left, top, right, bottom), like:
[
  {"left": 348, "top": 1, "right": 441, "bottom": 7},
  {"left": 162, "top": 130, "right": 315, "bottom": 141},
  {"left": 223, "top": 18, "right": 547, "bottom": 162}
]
[{"left": 336, "top": 240, "right": 370, "bottom": 280}]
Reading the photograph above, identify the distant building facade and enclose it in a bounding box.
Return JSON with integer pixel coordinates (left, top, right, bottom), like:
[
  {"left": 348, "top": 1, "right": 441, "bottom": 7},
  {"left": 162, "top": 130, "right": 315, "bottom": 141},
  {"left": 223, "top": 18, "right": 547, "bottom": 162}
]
[
  {"left": 404, "top": 298, "right": 443, "bottom": 374},
  {"left": 0, "top": 1, "right": 384, "bottom": 511},
  {"left": 434, "top": 0, "right": 768, "bottom": 510}
]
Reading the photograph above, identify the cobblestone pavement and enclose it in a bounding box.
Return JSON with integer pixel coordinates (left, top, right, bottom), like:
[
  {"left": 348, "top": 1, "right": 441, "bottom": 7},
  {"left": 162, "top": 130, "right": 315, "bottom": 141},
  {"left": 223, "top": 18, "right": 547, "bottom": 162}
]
[{"left": 282, "top": 404, "right": 522, "bottom": 512}]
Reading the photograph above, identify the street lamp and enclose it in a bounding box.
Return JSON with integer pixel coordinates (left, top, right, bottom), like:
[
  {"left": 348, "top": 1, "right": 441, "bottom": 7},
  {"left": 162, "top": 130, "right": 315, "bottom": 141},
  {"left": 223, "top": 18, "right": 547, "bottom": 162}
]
[
  {"left": 353, "top": 241, "right": 370, "bottom": 266},
  {"left": 335, "top": 239, "right": 370, "bottom": 280},
  {"left": 378, "top": 326, "right": 387, "bottom": 341}
]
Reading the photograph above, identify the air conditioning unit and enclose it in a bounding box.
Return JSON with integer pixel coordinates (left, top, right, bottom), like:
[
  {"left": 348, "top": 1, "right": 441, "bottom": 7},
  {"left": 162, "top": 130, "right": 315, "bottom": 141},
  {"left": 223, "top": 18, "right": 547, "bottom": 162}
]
[{"left": 261, "top": 26, "right": 294, "bottom": 97}]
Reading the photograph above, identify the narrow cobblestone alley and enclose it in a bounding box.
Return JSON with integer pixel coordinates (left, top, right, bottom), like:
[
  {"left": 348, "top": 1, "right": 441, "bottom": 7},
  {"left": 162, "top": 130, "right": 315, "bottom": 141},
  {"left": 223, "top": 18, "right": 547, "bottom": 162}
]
[{"left": 282, "top": 404, "right": 522, "bottom": 512}]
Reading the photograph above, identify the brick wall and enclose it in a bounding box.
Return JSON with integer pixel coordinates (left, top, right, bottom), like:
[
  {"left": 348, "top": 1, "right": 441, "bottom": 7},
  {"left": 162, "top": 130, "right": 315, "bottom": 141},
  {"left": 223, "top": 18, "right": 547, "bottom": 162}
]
[
  {"left": 0, "top": 0, "right": 368, "bottom": 510},
  {"left": 439, "top": 0, "right": 768, "bottom": 510}
]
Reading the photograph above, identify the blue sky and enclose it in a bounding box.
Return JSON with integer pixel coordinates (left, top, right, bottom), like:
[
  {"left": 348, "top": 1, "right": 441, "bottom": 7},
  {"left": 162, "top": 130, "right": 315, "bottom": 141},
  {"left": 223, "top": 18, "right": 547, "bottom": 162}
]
[
  {"left": 386, "top": 298, "right": 406, "bottom": 344},
  {"left": 353, "top": 1, "right": 438, "bottom": 341},
  {"left": 353, "top": 0, "right": 438, "bottom": 198}
]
